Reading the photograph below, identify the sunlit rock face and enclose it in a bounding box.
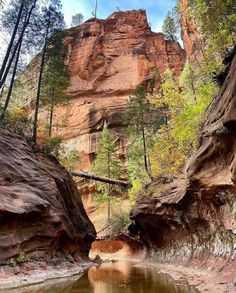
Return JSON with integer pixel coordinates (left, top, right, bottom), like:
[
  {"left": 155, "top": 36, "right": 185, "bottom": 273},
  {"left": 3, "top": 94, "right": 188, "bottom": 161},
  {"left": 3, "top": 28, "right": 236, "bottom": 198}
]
[
  {"left": 0, "top": 128, "right": 96, "bottom": 264},
  {"left": 131, "top": 53, "right": 236, "bottom": 278},
  {"left": 51, "top": 10, "right": 185, "bottom": 177}
]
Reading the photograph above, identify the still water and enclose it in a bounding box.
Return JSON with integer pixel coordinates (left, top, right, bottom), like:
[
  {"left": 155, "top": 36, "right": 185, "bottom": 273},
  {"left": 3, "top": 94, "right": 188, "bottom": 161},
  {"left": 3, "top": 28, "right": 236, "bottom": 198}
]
[{"left": 7, "top": 261, "right": 198, "bottom": 293}]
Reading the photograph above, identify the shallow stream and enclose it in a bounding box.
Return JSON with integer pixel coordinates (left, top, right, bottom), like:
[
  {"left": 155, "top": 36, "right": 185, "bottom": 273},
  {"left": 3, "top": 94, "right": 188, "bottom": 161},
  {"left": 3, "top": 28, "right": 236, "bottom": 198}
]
[{"left": 8, "top": 261, "right": 198, "bottom": 293}]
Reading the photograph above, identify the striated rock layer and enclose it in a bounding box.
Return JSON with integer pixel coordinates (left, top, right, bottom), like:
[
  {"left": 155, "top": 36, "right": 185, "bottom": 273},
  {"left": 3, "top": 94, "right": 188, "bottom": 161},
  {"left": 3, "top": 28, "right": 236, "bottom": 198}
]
[
  {"left": 51, "top": 10, "right": 185, "bottom": 175},
  {"left": 131, "top": 52, "right": 236, "bottom": 284},
  {"left": 0, "top": 128, "right": 96, "bottom": 264}
]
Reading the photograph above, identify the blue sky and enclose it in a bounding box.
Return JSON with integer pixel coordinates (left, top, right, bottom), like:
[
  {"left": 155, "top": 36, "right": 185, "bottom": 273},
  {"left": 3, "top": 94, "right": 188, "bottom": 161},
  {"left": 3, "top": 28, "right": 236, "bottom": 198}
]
[{"left": 61, "top": 0, "right": 177, "bottom": 32}]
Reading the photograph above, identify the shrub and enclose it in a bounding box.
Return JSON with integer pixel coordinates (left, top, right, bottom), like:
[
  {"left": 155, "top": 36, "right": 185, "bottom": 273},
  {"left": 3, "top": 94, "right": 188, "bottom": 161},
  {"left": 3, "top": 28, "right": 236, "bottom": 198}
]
[
  {"left": 43, "top": 136, "right": 63, "bottom": 156},
  {"left": 129, "top": 178, "right": 143, "bottom": 206},
  {"left": 1, "top": 108, "right": 32, "bottom": 138},
  {"left": 59, "top": 148, "right": 80, "bottom": 170},
  {"left": 109, "top": 211, "right": 131, "bottom": 236},
  {"left": 7, "top": 250, "right": 27, "bottom": 267}
]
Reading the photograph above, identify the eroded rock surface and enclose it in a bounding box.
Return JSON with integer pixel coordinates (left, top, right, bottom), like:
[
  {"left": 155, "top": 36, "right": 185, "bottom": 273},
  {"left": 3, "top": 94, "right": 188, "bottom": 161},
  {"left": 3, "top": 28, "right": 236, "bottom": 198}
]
[
  {"left": 131, "top": 53, "right": 236, "bottom": 278},
  {"left": 52, "top": 10, "right": 185, "bottom": 174},
  {"left": 0, "top": 128, "right": 96, "bottom": 264}
]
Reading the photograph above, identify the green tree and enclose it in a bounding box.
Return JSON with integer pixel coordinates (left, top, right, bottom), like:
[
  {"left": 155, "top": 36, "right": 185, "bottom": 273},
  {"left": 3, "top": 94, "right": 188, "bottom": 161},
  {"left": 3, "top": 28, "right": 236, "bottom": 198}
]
[
  {"left": 187, "top": 0, "right": 236, "bottom": 75},
  {"left": 125, "top": 85, "right": 158, "bottom": 179},
  {"left": 127, "top": 136, "right": 153, "bottom": 205},
  {"left": 179, "top": 60, "right": 196, "bottom": 99},
  {"left": 162, "top": 10, "right": 179, "bottom": 42},
  {"left": 71, "top": 13, "right": 83, "bottom": 26},
  {"left": 41, "top": 30, "right": 69, "bottom": 137},
  {"left": 92, "top": 125, "right": 121, "bottom": 222},
  {"left": 0, "top": 0, "right": 38, "bottom": 120},
  {"left": 151, "top": 66, "right": 217, "bottom": 178},
  {"left": 32, "top": 0, "right": 65, "bottom": 143},
  {"left": 125, "top": 85, "right": 163, "bottom": 203},
  {"left": 60, "top": 148, "right": 80, "bottom": 170}
]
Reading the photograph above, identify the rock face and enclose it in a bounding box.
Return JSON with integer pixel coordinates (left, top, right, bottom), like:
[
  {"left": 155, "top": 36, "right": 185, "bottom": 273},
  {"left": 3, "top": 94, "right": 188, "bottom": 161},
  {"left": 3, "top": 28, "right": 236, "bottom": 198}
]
[
  {"left": 131, "top": 53, "right": 236, "bottom": 279},
  {"left": 0, "top": 128, "right": 96, "bottom": 264},
  {"left": 52, "top": 10, "right": 185, "bottom": 175},
  {"left": 180, "top": 0, "right": 202, "bottom": 62}
]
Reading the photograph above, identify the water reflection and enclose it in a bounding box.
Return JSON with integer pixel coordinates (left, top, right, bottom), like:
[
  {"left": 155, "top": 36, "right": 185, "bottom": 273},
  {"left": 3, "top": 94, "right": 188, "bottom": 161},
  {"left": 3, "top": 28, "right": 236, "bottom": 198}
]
[{"left": 4, "top": 261, "right": 198, "bottom": 293}]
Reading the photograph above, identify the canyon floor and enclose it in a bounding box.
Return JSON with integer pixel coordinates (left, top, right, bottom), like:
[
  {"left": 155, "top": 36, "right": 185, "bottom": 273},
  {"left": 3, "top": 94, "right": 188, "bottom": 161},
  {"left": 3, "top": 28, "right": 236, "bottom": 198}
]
[{"left": 0, "top": 237, "right": 234, "bottom": 292}]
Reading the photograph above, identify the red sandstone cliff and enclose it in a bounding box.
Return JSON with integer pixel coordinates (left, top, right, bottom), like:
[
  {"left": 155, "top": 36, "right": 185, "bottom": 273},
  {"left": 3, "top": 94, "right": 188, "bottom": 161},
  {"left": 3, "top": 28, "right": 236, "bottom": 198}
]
[
  {"left": 0, "top": 128, "right": 96, "bottom": 264},
  {"left": 50, "top": 10, "right": 185, "bottom": 174}
]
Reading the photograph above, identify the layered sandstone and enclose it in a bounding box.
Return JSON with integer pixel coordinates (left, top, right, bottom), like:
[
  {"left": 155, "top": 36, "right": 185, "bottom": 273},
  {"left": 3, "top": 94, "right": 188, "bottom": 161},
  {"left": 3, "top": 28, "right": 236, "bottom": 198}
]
[
  {"left": 51, "top": 10, "right": 185, "bottom": 175},
  {"left": 0, "top": 128, "right": 96, "bottom": 264},
  {"left": 131, "top": 52, "right": 236, "bottom": 287}
]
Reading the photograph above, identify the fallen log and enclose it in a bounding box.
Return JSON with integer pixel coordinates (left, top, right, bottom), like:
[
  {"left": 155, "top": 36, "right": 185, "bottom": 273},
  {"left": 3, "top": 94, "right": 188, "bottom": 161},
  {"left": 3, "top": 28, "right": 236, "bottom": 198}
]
[{"left": 71, "top": 171, "right": 130, "bottom": 188}]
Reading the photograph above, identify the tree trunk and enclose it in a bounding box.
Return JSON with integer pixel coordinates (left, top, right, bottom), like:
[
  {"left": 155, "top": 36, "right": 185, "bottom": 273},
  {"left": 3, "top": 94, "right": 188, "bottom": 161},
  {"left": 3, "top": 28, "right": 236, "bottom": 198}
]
[
  {"left": 0, "top": 84, "right": 5, "bottom": 99},
  {"left": 0, "top": 0, "right": 37, "bottom": 89},
  {"left": 48, "top": 99, "right": 54, "bottom": 137},
  {"left": 141, "top": 125, "right": 150, "bottom": 177},
  {"left": 191, "top": 81, "right": 197, "bottom": 102},
  {"left": 0, "top": 2, "right": 24, "bottom": 81},
  {"left": 32, "top": 20, "right": 50, "bottom": 143},
  {"left": 107, "top": 151, "right": 111, "bottom": 222},
  {"left": 95, "top": 0, "right": 98, "bottom": 18},
  {"left": 0, "top": 33, "right": 23, "bottom": 121},
  {"left": 71, "top": 171, "right": 130, "bottom": 188}
]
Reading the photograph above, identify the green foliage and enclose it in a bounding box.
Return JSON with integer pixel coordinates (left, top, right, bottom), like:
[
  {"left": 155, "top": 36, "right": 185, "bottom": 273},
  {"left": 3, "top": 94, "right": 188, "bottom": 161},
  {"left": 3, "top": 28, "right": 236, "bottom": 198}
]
[
  {"left": 93, "top": 126, "right": 121, "bottom": 181},
  {"left": 109, "top": 211, "right": 131, "bottom": 236},
  {"left": 128, "top": 178, "right": 143, "bottom": 206},
  {"left": 92, "top": 125, "right": 122, "bottom": 220},
  {"left": 43, "top": 135, "right": 63, "bottom": 155},
  {"left": 162, "top": 8, "right": 179, "bottom": 42},
  {"left": 125, "top": 85, "right": 162, "bottom": 179},
  {"left": 71, "top": 13, "right": 84, "bottom": 27},
  {"left": 125, "top": 85, "right": 149, "bottom": 132},
  {"left": 188, "top": 0, "right": 236, "bottom": 75},
  {"left": 7, "top": 250, "right": 27, "bottom": 267},
  {"left": 0, "top": 108, "right": 32, "bottom": 138},
  {"left": 41, "top": 29, "right": 69, "bottom": 137},
  {"left": 60, "top": 148, "right": 80, "bottom": 170},
  {"left": 127, "top": 136, "right": 152, "bottom": 203},
  {"left": 151, "top": 64, "right": 217, "bottom": 177},
  {"left": 125, "top": 85, "right": 164, "bottom": 202}
]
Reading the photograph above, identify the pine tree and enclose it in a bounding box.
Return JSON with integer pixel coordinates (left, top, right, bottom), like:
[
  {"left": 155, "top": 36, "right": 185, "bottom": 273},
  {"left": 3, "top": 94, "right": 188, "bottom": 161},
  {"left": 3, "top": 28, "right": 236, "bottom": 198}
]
[
  {"left": 0, "top": 0, "right": 39, "bottom": 120},
  {"left": 0, "top": 0, "right": 38, "bottom": 89},
  {"left": 41, "top": 30, "right": 69, "bottom": 137},
  {"left": 32, "top": 0, "right": 65, "bottom": 143},
  {"left": 71, "top": 13, "right": 83, "bottom": 27},
  {"left": 125, "top": 85, "right": 162, "bottom": 179},
  {"left": 92, "top": 125, "right": 121, "bottom": 222},
  {"left": 162, "top": 10, "right": 179, "bottom": 42}
]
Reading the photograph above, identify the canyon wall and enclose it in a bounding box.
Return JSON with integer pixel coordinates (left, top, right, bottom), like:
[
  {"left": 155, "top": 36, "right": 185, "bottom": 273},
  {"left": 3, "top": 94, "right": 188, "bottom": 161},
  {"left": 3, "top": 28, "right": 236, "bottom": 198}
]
[
  {"left": 51, "top": 10, "right": 185, "bottom": 175},
  {"left": 130, "top": 52, "right": 236, "bottom": 285},
  {"left": 0, "top": 128, "right": 96, "bottom": 264}
]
